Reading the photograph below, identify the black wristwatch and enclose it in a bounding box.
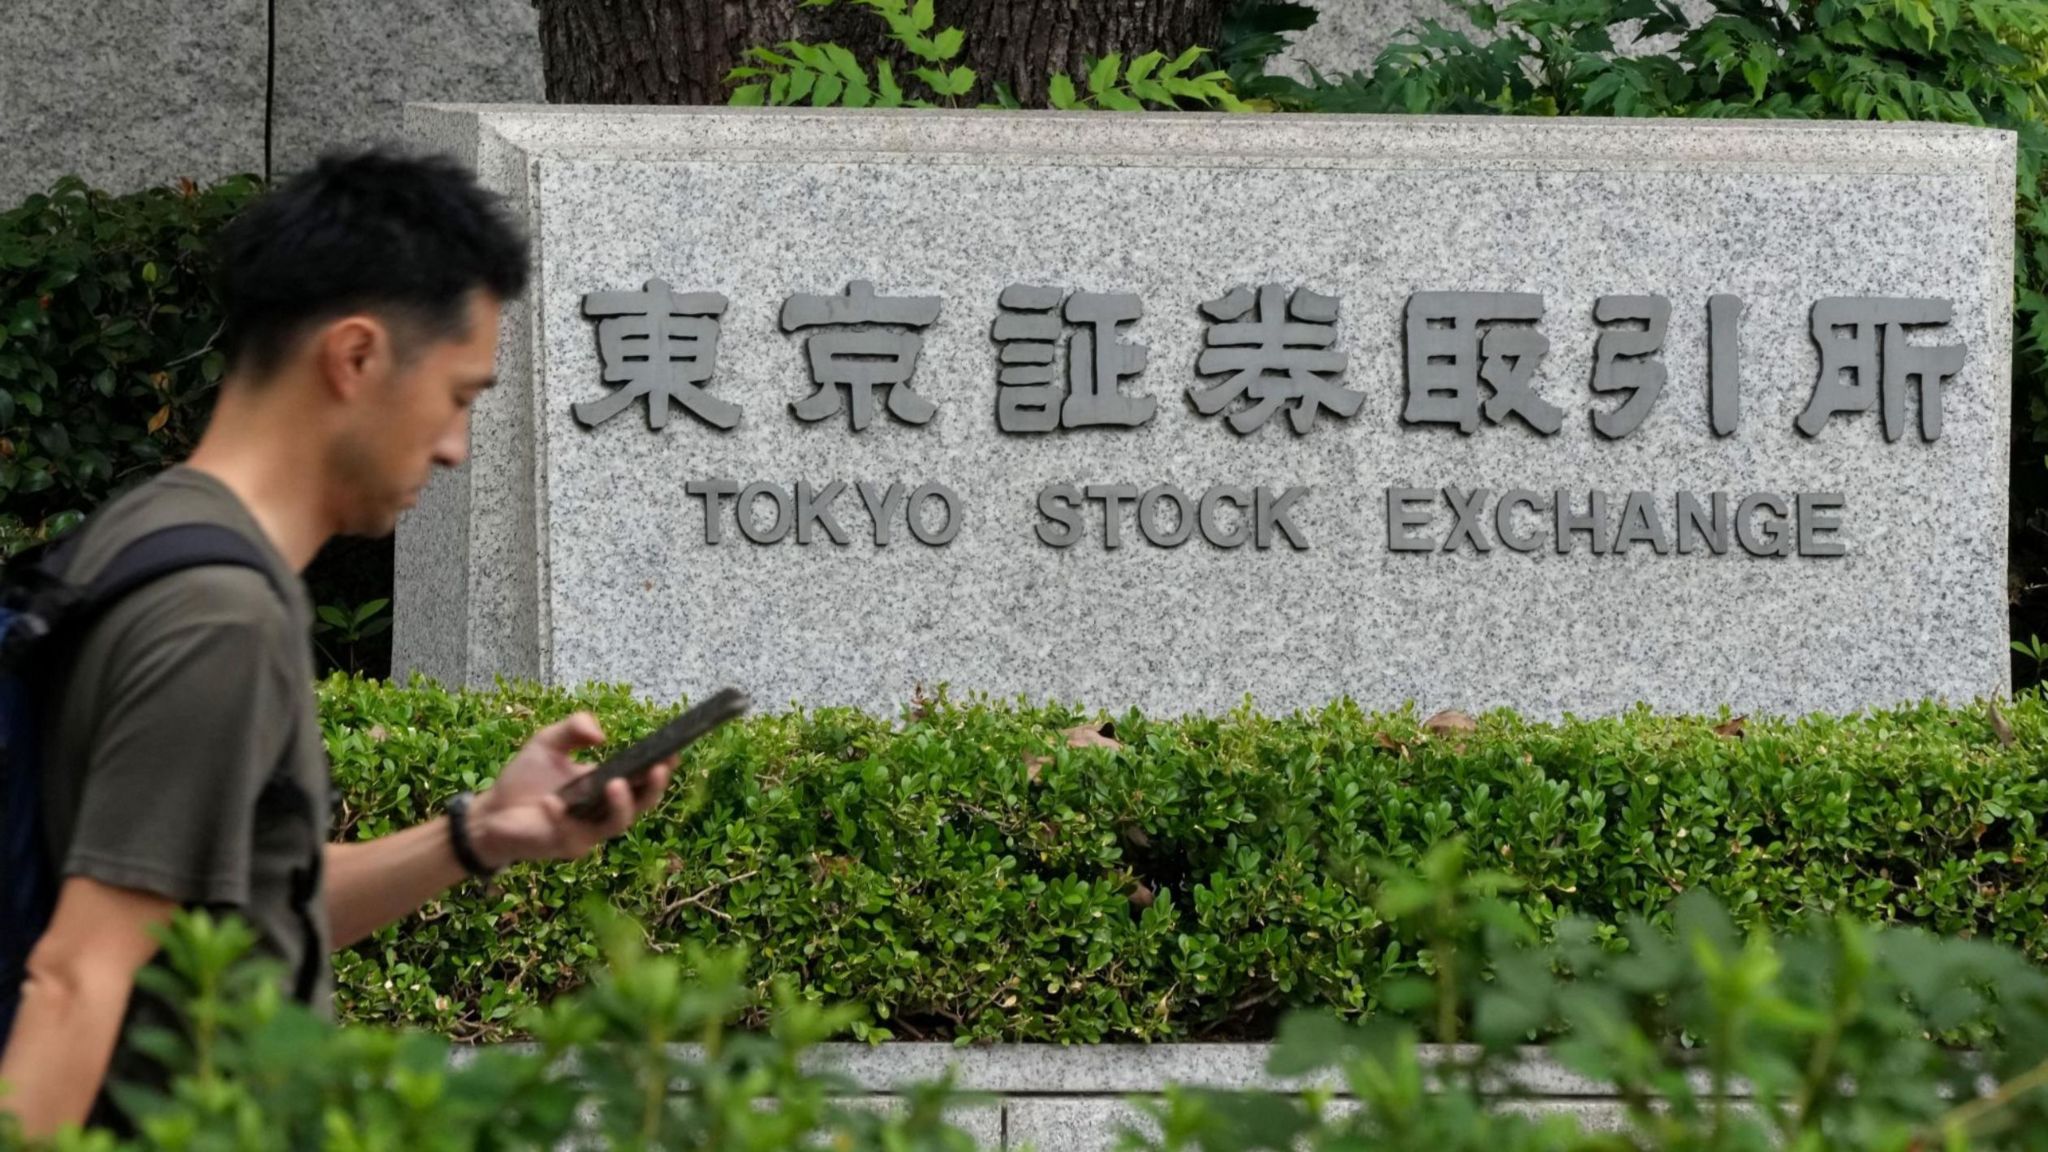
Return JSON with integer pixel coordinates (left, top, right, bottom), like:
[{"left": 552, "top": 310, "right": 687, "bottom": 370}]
[{"left": 445, "top": 790, "right": 498, "bottom": 880}]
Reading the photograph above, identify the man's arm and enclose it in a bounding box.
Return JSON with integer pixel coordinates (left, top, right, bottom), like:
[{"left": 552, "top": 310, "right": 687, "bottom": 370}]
[
  {"left": 325, "top": 712, "right": 673, "bottom": 948},
  {"left": 2, "top": 580, "right": 290, "bottom": 1133},
  {"left": 0, "top": 878, "right": 175, "bottom": 1138}
]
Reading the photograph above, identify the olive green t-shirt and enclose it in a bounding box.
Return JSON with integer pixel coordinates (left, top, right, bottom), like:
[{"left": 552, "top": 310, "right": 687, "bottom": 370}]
[{"left": 37, "top": 466, "right": 332, "bottom": 1127}]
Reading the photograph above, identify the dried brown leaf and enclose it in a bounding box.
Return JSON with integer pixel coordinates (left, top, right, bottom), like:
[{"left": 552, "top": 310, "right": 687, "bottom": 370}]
[
  {"left": 1063, "top": 722, "right": 1122, "bottom": 752},
  {"left": 147, "top": 405, "right": 170, "bottom": 434},
  {"left": 1712, "top": 716, "right": 1748, "bottom": 739},
  {"left": 1422, "top": 709, "right": 1477, "bottom": 735},
  {"left": 1128, "top": 880, "right": 1155, "bottom": 909},
  {"left": 1990, "top": 699, "right": 2016, "bottom": 747},
  {"left": 1025, "top": 722, "right": 1123, "bottom": 783}
]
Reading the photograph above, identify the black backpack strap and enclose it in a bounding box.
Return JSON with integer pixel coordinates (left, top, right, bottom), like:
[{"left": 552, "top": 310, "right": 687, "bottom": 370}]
[
  {"left": 78, "top": 523, "right": 282, "bottom": 609},
  {"left": 3, "top": 524, "right": 283, "bottom": 670}
]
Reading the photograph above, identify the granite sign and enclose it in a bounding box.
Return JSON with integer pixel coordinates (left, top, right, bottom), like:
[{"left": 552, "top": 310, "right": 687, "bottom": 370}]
[{"left": 395, "top": 107, "right": 2015, "bottom": 717}]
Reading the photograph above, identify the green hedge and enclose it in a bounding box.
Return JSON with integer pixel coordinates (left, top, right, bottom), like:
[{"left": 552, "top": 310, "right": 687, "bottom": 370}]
[
  {"left": 325, "top": 676, "right": 2048, "bottom": 1042},
  {"left": 0, "top": 175, "right": 260, "bottom": 539}
]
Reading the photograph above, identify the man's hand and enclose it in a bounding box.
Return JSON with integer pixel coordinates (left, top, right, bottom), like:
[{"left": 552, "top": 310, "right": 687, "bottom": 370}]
[{"left": 468, "top": 711, "right": 675, "bottom": 870}]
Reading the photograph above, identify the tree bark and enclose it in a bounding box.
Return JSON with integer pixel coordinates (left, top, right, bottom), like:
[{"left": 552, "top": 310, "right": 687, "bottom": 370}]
[{"left": 539, "top": 0, "right": 1232, "bottom": 108}]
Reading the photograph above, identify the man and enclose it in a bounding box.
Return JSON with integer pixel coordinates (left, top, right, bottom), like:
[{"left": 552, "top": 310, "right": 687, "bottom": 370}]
[{"left": 0, "top": 148, "right": 675, "bottom": 1137}]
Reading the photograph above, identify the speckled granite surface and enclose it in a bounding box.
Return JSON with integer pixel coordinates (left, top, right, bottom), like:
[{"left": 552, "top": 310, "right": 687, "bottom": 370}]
[{"left": 394, "top": 107, "right": 2014, "bottom": 718}]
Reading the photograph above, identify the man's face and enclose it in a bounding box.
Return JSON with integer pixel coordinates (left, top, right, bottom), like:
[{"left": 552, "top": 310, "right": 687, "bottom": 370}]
[{"left": 333, "top": 290, "right": 501, "bottom": 537}]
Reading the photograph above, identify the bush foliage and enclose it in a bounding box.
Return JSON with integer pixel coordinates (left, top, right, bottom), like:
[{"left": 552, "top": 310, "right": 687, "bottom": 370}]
[
  {"left": 17, "top": 843, "right": 2048, "bottom": 1150},
  {"left": 0, "top": 175, "right": 260, "bottom": 545},
  {"left": 1135, "top": 843, "right": 2048, "bottom": 1152},
  {"left": 325, "top": 676, "right": 2046, "bottom": 1044},
  {"left": 0, "top": 907, "right": 982, "bottom": 1152}
]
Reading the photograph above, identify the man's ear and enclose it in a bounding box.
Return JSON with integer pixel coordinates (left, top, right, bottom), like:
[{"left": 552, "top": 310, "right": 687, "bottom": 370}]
[{"left": 314, "top": 315, "right": 394, "bottom": 402}]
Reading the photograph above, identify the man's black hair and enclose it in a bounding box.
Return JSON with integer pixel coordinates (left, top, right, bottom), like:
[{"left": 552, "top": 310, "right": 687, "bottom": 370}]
[{"left": 214, "top": 146, "right": 530, "bottom": 378}]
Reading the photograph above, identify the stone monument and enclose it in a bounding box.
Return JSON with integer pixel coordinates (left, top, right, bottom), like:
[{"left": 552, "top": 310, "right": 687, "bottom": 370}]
[{"left": 396, "top": 106, "right": 2015, "bottom": 717}]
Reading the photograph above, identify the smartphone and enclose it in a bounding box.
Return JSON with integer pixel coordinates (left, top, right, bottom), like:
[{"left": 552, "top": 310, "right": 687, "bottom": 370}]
[{"left": 558, "top": 686, "right": 751, "bottom": 822}]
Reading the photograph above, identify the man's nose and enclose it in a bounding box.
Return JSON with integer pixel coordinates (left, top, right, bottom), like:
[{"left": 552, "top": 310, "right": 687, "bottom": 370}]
[{"left": 433, "top": 411, "right": 471, "bottom": 468}]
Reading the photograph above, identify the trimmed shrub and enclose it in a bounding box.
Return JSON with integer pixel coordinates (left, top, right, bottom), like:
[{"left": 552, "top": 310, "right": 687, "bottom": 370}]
[{"left": 325, "top": 676, "right": 2047, "bottom": 1043}]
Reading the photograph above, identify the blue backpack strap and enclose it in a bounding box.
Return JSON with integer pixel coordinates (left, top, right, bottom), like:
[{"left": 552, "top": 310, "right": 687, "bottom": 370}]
[{"left": 0, "top": 522, "right": 281, "bottom": 1044}]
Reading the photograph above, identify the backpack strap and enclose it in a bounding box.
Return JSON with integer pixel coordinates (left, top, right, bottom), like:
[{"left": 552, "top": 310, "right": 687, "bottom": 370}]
[
  {"left": 77, "top": 523, "right": 283, "bottom": 611},
  {"left": 5, "top": 524, "right": 283, "bottom": 664}
]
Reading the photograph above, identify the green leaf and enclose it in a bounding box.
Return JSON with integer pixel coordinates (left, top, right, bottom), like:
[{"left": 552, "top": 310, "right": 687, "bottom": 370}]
[
  {"left": 731, "top": 84, "right": 767, "bottom": 106},
  {"left": 1049, "top": 74, "right": 1080, "bottom": 109},
  {"left": 1098, "top": 89, "right": 1144, "bottom": 112},
  {"left": 1088, "top": 54, "right": 1121, "bottom": 96},
  {"left": 1126, "top": 51, "right": 1166, "bottom": 84},
  {"left": 1132, "top": 78, "right": 1174, "bottom": 106},
  {"left": 877, "top": 59, "right": 904, "bottom": 105},
  {"left": 813, "top": 74, "right": 846, "bottom": 105},
  {"left": 910, "top": 0, "right": 934, "bottom": 32},
  {"left": 787, "top": 67, "right": 818, "bottom": 104},
  {"left": 1160, "top": 46, "right": 1206, "bottom": 79},
  {"left": 821, "top": 44, "right": 866, "bottom": 83},
  {"left": 787, "top": 43, "right": 831, "bottom": 72},
  {"left": 933, "top": 27, "right": 965, "bottom": 61},
  {"left": 141, "top": 261, "right": 159, "bottom": 284},
  {"left": 946, "top": 65, "right": 976, "bottom": 96}
]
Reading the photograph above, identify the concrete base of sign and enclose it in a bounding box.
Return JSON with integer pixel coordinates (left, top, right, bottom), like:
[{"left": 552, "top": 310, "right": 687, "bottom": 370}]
[
  {"left": 454, "top": 1042, "right": 1721, "bottom": 1149},
  {"left": 396, "top": 106, "right": 2014, "bottom": 719}
]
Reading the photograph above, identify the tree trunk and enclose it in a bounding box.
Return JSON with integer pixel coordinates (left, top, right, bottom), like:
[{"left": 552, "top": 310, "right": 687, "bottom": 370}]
[{"left": 539, "top": 0, "right": 1232, "bottom": 108}]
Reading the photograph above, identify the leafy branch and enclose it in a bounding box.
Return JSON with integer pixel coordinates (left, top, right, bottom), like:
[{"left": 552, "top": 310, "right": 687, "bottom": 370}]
[{"left": 726, "top": 0, "right": 1245, "bottom": 111}]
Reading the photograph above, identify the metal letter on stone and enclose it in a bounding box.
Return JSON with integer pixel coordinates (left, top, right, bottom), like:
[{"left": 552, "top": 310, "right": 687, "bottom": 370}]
[
  {"left": 575, "top": 279, "right": 737, "bottom": 431},
  {"left": 1402, "top": 292, "right": 1556, "bottom": 435},
  {"left": 992, "top": 286, "right": 1153, "bottom": 432},
  {"left": 1796, "top": 297, "right": 1966, "bottom": 442},
  {"left": 1588, "top": 294, "right": 1671, "bottom": 439},
  {"left": 782, "top": 280, "right": 944, "bottom": 431},
  {"left": 1190, "top": 284, "right": 1361, "bottom": 435}
]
